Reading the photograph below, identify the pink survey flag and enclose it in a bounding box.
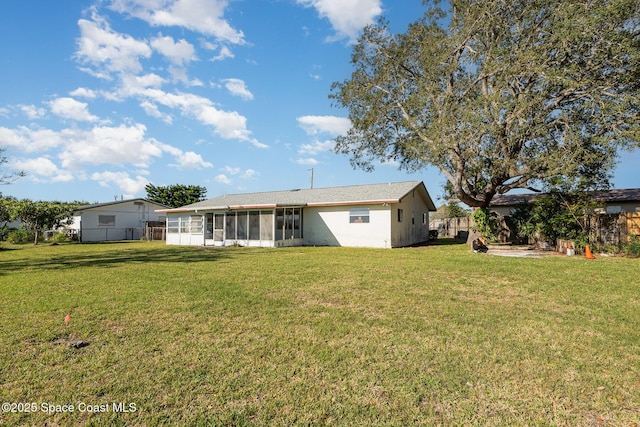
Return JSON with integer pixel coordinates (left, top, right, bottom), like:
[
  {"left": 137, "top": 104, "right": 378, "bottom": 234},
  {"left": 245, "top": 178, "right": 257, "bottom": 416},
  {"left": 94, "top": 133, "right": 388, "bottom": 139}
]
[{"left": 64, "top": 313, "right": 70, "bottom": 325}]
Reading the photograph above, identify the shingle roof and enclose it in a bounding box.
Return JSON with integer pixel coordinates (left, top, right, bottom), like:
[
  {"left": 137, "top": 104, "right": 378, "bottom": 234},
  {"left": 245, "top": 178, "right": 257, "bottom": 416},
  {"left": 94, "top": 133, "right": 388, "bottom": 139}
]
[
  {"left": 159, "top": 181, "right": 436, "bottom": 212},
  {"left": 490, "top": 188, "right": 640, "bottom": 207}
]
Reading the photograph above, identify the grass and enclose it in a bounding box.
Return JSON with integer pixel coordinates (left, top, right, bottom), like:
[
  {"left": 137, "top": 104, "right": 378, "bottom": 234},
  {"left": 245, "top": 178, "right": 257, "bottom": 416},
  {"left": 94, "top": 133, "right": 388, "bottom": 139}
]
[{"left": 0, "top": 241, "right": 639, "bottom": 426}]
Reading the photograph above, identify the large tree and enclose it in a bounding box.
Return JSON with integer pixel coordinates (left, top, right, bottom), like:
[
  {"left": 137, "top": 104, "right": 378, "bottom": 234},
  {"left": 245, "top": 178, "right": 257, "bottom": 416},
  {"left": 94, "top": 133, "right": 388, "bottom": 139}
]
[
  {"left": 145, "top": 183, "right": 207, "bottom": 208},
  {"left": 331, "top": 0, "right": 640, "bottom": 207},
  {"left": 13, "top": 200, "right": 77, "bottom": 245}
]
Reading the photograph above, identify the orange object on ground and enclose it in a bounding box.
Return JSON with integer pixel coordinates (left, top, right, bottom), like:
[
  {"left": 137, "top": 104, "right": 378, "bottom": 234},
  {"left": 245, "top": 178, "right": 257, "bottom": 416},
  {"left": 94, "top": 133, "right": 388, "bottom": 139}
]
[
  {"left": 585, "top": 245, "right": 595, "bottom": 259},
  {"left": 64, "top": 313, "right": 70, "bottom": 325}
]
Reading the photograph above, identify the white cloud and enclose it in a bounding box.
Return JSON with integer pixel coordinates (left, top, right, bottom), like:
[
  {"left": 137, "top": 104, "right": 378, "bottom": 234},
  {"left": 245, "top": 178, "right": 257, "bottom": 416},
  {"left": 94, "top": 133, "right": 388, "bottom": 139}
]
[
  {"left": 11, "top": 157, "right": 74, "bottom": 183},
  {"left": 49, "top": 97, "right": 99, "bottom": 122},
  {"left": 221, "top": 166, "right": 257, "bottom": 179},
  {"left": 215, "top": 174, "right": 231, "bottom": 184},
  {"left": 298, "top": 139, "right": 335, "bottom": 155},
  {"left": 91, "top": 170, "right": 149, "bottom": 198},
  {"left": 76, "top": 14, "right": 152, "bottom": 77},
  {"left": 140, "top": 100, "right": 173, "bottom": 123},
  {"left": 19, "top": 104, "right": 46, "bottom": 120},
  {"left": 296, "top": 0, "right": 382, "bottom": 42},
  {"left": 151, "top": 34, "right": 196, "bottom": 65},
  {"left": 211, "top": 45, "right": 234, "bottom": 61},
  {"left": 58, "top": 124, "right": 163, "bottom": 170},
  {"left": 297, "top": 115, "right": 351, "bottom": 136},
  {"left": 222, "top": 78, "right": 253, "bottom": 100},
  {"left": 295, "top": 157, "right": 319, "bottom": 165},
  {"left": 241, "top": 169, "right": 257, "bottom": 179},
  {"left": 222, "top": 166, "right": 241, "bottom": 175},
  {"left": 69, "top": 87, "right": 98, "bottom": 99},
  {"left": 0, "top": 126, "right": 65, "bottom": 153},
  {"left": 173, "top": 151, "right": 213, "bottom": 169},
  {"left": 110, "top": 0, "right": 245, "bottom": 44},
  {"left": 131, "top": 88, "right": 265, "bottom": 146}
]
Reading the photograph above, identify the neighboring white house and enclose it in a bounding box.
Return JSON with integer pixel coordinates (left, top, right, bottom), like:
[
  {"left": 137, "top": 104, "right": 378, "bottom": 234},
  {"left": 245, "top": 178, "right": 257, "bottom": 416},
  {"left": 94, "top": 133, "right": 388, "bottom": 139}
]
[
  {"left": 158, "top": 181, "right": 437, "bottom": 249},
  {"left": 71, "top": 199, "right": 169, "bottom": 242}
]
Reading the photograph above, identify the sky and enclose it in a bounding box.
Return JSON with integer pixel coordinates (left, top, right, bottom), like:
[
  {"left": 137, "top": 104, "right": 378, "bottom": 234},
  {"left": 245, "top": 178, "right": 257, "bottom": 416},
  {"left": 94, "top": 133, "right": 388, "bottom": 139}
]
[{"left": 1, "top": 0, "right": 638, "bottom": 205}]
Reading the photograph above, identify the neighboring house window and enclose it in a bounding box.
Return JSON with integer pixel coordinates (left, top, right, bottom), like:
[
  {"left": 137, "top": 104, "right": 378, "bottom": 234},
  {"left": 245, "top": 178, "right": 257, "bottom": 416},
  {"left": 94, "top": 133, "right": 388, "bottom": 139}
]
[
  {"left": 180, "top": 217, "right": 190, "bottom": 233},
  {"left": 606, "top": 206, "right": 622, "bottom": 214},
  {"left": 397, "top": 209, "right": 404, "bottom": 222},
  {"left": 98, "top": 215, "right": 115, "bottom": 226},
  {"left": 167, "top": 219, "right": 179, "bottom": 233},
  {"left": 349, "top": 208, "right": 370, "bottom": 223},
  {"left": 190, "top": 215, "right": 203, "bottom": 234}
]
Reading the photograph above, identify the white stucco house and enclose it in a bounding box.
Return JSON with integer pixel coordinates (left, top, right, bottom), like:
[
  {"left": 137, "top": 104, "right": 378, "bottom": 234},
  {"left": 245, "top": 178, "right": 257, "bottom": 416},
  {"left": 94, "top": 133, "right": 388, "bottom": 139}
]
[
  {"left": 71, "top": 199, "right": 169, "bottom": 242},
  {"left": 158, "top": 181, "right": 437, "bottom": 248}
]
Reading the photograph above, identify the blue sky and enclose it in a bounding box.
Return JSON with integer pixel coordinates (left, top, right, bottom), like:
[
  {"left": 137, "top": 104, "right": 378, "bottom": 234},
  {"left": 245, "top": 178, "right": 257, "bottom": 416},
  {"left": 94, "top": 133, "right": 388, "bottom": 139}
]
[{"left": 1, "top": 0, "right": 638, "bottom": 205}]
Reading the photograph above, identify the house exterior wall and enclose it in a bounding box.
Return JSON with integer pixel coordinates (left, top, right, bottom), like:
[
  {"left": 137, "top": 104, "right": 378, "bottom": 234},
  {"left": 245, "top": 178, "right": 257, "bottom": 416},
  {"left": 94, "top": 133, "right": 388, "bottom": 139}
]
[
  {"left": 390, "top": 190, "right": 431, "bottom": 247},
  {"left": 303, "top": 205, "right": 392, "bottom": 248},
  {"left": 75, "top": 201, "right": 166, "bottom": 242}
]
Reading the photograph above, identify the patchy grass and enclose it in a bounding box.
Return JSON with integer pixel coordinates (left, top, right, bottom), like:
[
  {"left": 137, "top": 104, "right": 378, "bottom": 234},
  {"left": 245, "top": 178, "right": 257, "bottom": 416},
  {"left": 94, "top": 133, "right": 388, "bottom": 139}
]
[{"left": 0, "top": 241, "right": 639, "bottom": 426}]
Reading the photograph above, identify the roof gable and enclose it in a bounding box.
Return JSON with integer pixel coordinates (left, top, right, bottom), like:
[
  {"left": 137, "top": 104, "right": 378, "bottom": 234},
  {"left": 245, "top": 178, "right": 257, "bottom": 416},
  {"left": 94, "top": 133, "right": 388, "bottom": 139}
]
[{"left": 160, "top": 181, "right": 437, "bottom": 212}]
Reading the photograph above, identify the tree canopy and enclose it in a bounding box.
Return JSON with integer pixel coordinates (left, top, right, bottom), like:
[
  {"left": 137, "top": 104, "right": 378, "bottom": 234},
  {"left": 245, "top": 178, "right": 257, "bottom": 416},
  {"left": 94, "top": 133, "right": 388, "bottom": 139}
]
[
  {"left": 331, "top": 0, "right": 640, "bottom": 207},
  {"left": 12, "top": 200, "right": 77, "bottom": 245},
  {"left": 145, "top": 184, "right": 208, "bottom": 208}
]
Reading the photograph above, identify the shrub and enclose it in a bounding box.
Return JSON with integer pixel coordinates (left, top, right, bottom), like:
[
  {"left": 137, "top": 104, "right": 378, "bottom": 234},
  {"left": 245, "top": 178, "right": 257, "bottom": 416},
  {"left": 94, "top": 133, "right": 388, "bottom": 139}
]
[
  {"left": 622, "top": 235, "right": 640, "bottom": 257},
  {"left": 471, "top": 207, "right": 498, "bottom": 241},
  {"left": 7, "top": 229, "right": 36, "bottom": 244}
]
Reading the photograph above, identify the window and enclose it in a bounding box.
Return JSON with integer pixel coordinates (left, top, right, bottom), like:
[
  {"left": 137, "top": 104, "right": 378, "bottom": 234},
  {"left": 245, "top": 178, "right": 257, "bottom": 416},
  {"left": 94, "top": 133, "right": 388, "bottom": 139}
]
[
  {"left": 422, "top": 213, "right": 428, "bottom": 225},
  {"left": 167, "top": 218, "right": 179, "bottom": 233},
  {"left": 349, "top": 208, "right": 370, "bottom": 223},
  {"left": 180, "top": 217, "right": 189, "bottom": 233},
  {"left": 190, "top": 216, "right": 203, "bottom": 234},
  {"left": 260, "top": 211, "right": 273, "bottom": 240},
  {"left": 249, "top": 211, "right": 260, "bottom": 240},
  {"left": 276, "top": 208, "right": 303, "bottom": 240},
  {"left": 237, "top": 212, "right": 248, "bottom": 240},
  {"left": 98, "top": 215, "right": 115, "bottom": 226},
  {"left": 205, "top": 213, "right": 214, "bottom": 239},
  {"left": 397, "top": 209, "right": 404, "bottom": 222},
  {"left": 225, "top": 213, "right": 236, "bottom": 239}
]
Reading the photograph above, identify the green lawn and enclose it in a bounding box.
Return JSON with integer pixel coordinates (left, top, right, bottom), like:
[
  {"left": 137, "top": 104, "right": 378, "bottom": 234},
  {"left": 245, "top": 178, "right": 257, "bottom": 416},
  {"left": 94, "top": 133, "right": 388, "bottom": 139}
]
[{"left": 1, "top": 241, "right": 639, "bottom": 426}]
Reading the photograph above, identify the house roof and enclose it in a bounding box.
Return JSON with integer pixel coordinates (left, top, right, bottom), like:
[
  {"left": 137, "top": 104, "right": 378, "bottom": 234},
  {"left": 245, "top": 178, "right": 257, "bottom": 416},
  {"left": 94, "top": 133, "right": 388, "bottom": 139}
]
[
  {"left": 74, "top": 198, "right": 170, "bottom": 212},
  {"left": 490, "top": 188, "right": 640, "bottom": 207},
  {"left": 158, "top": 181, "right": 437, "bottom": 213}
]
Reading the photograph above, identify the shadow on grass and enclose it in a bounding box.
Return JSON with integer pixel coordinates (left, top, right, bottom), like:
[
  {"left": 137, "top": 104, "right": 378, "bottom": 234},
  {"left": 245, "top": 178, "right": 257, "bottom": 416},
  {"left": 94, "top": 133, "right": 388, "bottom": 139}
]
[
  {"left": 409, "top": 238, "right": 467, "bottom": 247},
  {"left": 0, "top": 242, "right": 234, "bottom": 275}
]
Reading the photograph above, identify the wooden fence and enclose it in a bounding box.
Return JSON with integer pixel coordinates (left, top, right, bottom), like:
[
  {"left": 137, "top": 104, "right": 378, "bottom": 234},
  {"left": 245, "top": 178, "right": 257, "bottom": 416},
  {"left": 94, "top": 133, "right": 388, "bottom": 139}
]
[
  {"left": 589, "top": 212, "right": 640, "bottom": 246},
  {"left": 429, "top": 217, "right": 471, "bottom": 239},
  {"left": 145, "top": 221, "right": 166, "bottom": 241}
]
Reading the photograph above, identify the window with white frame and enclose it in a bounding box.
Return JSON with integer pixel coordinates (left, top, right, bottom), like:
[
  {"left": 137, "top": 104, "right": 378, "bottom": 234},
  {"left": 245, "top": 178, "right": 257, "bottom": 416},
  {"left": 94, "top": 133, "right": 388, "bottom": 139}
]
[
  {"left": 349, "top": 208, "right": 370, "bottom": 223},
  {"left": 190, "top": 215, "right": 203, "bottom": 234},
  {"left": 167, "top": 218, "right": 179, "bottom": 233}
]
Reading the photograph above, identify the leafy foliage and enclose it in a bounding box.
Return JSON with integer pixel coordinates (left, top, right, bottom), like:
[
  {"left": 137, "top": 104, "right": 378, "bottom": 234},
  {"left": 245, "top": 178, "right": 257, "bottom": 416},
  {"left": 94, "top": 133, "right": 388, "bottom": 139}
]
[
  {"left": 471, "top": 207, "right": 498, "bottom": 240},
  {"left": 145, "top": 183, "right": 207, "bottom": 208},
  {"left": 331, "top": 0, "right": 640, "bottom": 207},
  {"left": 509, "top": 191, "right": 597, "bottom": 247},
  {"left": 13, "top": 200, "right": 78, "bottom": 245}
]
